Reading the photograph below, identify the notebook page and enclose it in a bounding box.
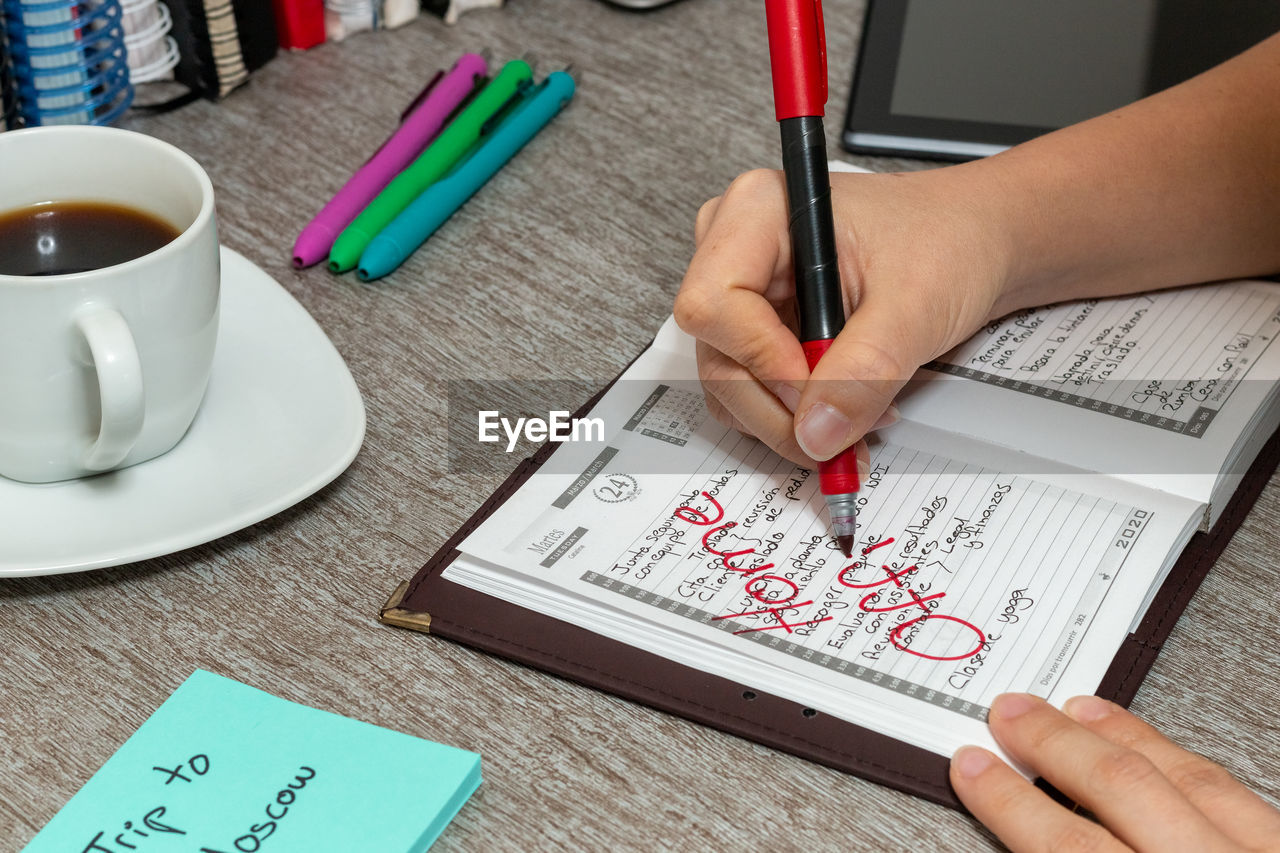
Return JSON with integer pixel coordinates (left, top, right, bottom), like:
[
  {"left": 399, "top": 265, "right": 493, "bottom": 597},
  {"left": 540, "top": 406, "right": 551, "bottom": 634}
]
[
  {"left": 827, "top": 159, "right": 1280, "bottom": 508},
  {"left": 902, "top": 280, "right": 1280, "bottom": 517},
  {"left": 451, "top": 341, "right": 1199, "bottom": 759}
]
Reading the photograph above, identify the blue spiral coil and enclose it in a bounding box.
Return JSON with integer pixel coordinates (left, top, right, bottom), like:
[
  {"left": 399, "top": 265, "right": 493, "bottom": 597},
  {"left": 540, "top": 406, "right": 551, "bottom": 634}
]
[{"left": 0, "top": 0, "right": 133, "bottom": 126}]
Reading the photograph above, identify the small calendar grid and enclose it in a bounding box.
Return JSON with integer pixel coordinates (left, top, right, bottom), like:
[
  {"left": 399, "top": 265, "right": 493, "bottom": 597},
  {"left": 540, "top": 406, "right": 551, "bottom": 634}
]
[{"left": 622, "top": 384, "right": 705, "bottom": 447}]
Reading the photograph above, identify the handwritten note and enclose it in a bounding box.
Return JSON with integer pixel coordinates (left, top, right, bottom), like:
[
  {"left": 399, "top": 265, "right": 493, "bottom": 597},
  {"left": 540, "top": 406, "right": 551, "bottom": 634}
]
[
  {"left": 928, "top": 283, "right": 1280, "bottom": 437},
  {"left": 448, "top": 322, "right": 1203, "bottom": 757},
  {"left": 466, "top": 428, "right": 1161, "bottom": 720},
  {"left": 22, "top": 670, "right": 481, "bottom": 853}
]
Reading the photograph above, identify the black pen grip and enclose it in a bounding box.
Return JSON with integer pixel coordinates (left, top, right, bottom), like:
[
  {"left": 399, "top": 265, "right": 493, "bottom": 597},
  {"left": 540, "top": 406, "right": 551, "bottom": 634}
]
[{"left": 780, "top": 116, "right": 844, "bottom": 343}]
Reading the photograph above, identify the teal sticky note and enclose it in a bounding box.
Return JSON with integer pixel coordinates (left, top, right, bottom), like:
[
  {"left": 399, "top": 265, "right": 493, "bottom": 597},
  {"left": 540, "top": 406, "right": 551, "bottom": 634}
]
[{"left": 22, "top": 670, "right": 481, "bottom": 853}]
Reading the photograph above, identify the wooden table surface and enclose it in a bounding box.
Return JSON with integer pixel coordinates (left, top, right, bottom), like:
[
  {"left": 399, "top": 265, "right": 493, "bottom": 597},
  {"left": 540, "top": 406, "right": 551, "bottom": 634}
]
[{"left": 3, "top": 1, "right": 1278, "bottom": 849}]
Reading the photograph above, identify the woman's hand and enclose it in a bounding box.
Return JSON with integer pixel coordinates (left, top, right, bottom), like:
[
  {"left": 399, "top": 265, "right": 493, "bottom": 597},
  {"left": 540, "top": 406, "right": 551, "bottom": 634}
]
[
  {"left": 674, "top": 166, "right": 1014, "bottom": 466},
  {"left": 675, "top": 32, "right": 1280, "bottom": 468},
  {"left": 951, "top": 693, "right": 1280, "bottom": 852}
]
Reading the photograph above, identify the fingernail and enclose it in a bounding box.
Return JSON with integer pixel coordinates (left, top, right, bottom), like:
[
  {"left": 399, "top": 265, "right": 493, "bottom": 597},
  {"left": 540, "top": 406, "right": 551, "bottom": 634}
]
[
  {"left": 857, "top": 457, "right": 870, "bottom": 482},
  {"left": 773, "top": 384, "right": 802, "bottom": 413},
  {"left": 1064, "top": 695, "right": 1115, "bottom": 723},
  {"left": 952, "top": 746, "right": 996, "bottom": 780},
  {"left": 796, "top": 403, "right": 853, "bottom": 461},
  {"left": 870, "top": 404, "right": 901, "bottom": 432},
  {"left": 991, "top": 693, "right": 1039, "bottom": 720}
]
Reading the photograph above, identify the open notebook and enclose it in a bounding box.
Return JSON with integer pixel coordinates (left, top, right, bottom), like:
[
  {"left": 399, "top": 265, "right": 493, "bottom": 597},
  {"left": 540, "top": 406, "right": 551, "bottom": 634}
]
[
  {"left": 383, "top": 270, "right": 1280, "bottom": 804},
  {"left": 434, "top": 280, "right": 1280, "bottom": 758}
]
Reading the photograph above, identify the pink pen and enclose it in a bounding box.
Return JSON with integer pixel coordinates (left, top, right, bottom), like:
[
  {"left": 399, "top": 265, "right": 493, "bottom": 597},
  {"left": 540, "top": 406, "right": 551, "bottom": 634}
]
[{"left": 291, "top": 52, "right": 489, "bottom": 268}]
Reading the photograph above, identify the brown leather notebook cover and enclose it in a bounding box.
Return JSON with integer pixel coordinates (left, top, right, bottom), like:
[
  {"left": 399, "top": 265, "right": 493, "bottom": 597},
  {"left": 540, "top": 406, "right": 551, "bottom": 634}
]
[{"left": 380, "top": 381, "right": 1280, "bottom": 810}]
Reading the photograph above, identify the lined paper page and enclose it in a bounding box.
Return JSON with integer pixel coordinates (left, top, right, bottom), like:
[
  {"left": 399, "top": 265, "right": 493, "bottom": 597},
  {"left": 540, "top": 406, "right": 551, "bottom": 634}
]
[
  {"left": 902, "top": 280, "right": 1280, "bottom": 512},
  {"left": 931, "top": 285, "right": 1280, "bottom": 436},
  {"left": 452, "top": 336, "right": 1199, "bottom": 757}
]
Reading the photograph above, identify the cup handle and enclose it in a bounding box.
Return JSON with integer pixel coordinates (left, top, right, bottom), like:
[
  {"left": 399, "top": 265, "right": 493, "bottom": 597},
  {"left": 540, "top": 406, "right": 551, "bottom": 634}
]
[{"left": 76, "top": 306, "right": 145, "bottom": 472}]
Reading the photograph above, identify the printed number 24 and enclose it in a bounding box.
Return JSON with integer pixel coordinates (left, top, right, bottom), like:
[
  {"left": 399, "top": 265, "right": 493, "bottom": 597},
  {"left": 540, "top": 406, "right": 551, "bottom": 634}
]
[{"left": 599, "top": 477, "right": 631, "bottom": 499}]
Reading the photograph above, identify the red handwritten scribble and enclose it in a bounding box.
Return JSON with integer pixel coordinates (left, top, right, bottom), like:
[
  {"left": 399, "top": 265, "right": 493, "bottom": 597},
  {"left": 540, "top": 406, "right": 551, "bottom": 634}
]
[
  {"left": 835, "top": 538, "right": 919, "bottom": 590},
  {"left": 674, "top": 491, "right": 832, "bottom": 635},
  {"left": 673, "top": 491, "right": 987, "bottom": 657},
  {"left": 837, "top": 538, "right": 986, "bottom": 661},
  {"left": 704, "top": 521, "right": 774, "bottom": 576},
  {"left": 889, "top": 613, "right": 986, "bottom": 660},
  {"left": 674, "top": 498, "right": 725, "bottom": 526},
  {"left": 859, "top": 589, "right": 946, "bottom": 613}
]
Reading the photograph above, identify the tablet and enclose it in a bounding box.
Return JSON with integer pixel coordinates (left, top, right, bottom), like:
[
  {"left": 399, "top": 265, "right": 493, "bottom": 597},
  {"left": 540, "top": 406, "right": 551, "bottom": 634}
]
[{"left": 843, "top": 0, "right": 1280, "bottom": 161}]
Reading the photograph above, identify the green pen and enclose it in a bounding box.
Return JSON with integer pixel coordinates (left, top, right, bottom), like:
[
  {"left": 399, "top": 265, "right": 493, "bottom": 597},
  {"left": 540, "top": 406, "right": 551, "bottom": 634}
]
[{"left": 328, "top": 59, "right": 534, "bottom": 273}]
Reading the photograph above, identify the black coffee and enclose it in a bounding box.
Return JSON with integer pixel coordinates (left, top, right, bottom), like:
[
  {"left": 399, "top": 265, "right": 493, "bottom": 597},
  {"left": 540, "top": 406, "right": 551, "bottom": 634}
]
[{"left": 0, "top": 201, "right": 181, "bottom": 276}]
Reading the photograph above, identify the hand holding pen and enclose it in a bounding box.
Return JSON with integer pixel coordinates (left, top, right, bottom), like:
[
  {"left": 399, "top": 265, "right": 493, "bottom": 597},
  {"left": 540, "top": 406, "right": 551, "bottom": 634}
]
[{"left": 674, "top": 6, "right": 1012, "bottom": 550}]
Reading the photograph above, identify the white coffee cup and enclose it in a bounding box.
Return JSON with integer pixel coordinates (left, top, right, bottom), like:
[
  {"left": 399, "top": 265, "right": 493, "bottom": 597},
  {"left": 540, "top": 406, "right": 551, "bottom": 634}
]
[{"left": 0, "top": 126, "right": 220, "bottom": 483}]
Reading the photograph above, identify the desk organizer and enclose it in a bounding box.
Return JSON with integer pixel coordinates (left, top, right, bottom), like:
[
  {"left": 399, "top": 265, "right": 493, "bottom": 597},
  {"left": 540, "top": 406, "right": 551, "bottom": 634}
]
[{"left": 1, "top": 0, "right": 133, "bottom": 125}]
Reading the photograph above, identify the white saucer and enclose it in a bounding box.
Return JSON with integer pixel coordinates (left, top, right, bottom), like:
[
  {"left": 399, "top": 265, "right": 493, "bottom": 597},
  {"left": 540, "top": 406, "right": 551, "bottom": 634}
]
[{"left": 0, "top": 248, "right": 366, "bottom": 577}]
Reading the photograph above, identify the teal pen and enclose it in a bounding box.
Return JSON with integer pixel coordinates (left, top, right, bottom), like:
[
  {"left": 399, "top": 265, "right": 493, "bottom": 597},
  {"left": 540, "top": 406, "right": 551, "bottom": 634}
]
[{"left": 357, "top": 70, "right": 576, "bottom": 281}]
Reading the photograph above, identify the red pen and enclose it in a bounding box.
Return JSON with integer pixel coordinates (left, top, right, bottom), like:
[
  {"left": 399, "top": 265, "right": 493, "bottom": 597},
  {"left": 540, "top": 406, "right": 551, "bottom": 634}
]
[{"left": 765, "top": 0, "right": 859, "bottom": 557}]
